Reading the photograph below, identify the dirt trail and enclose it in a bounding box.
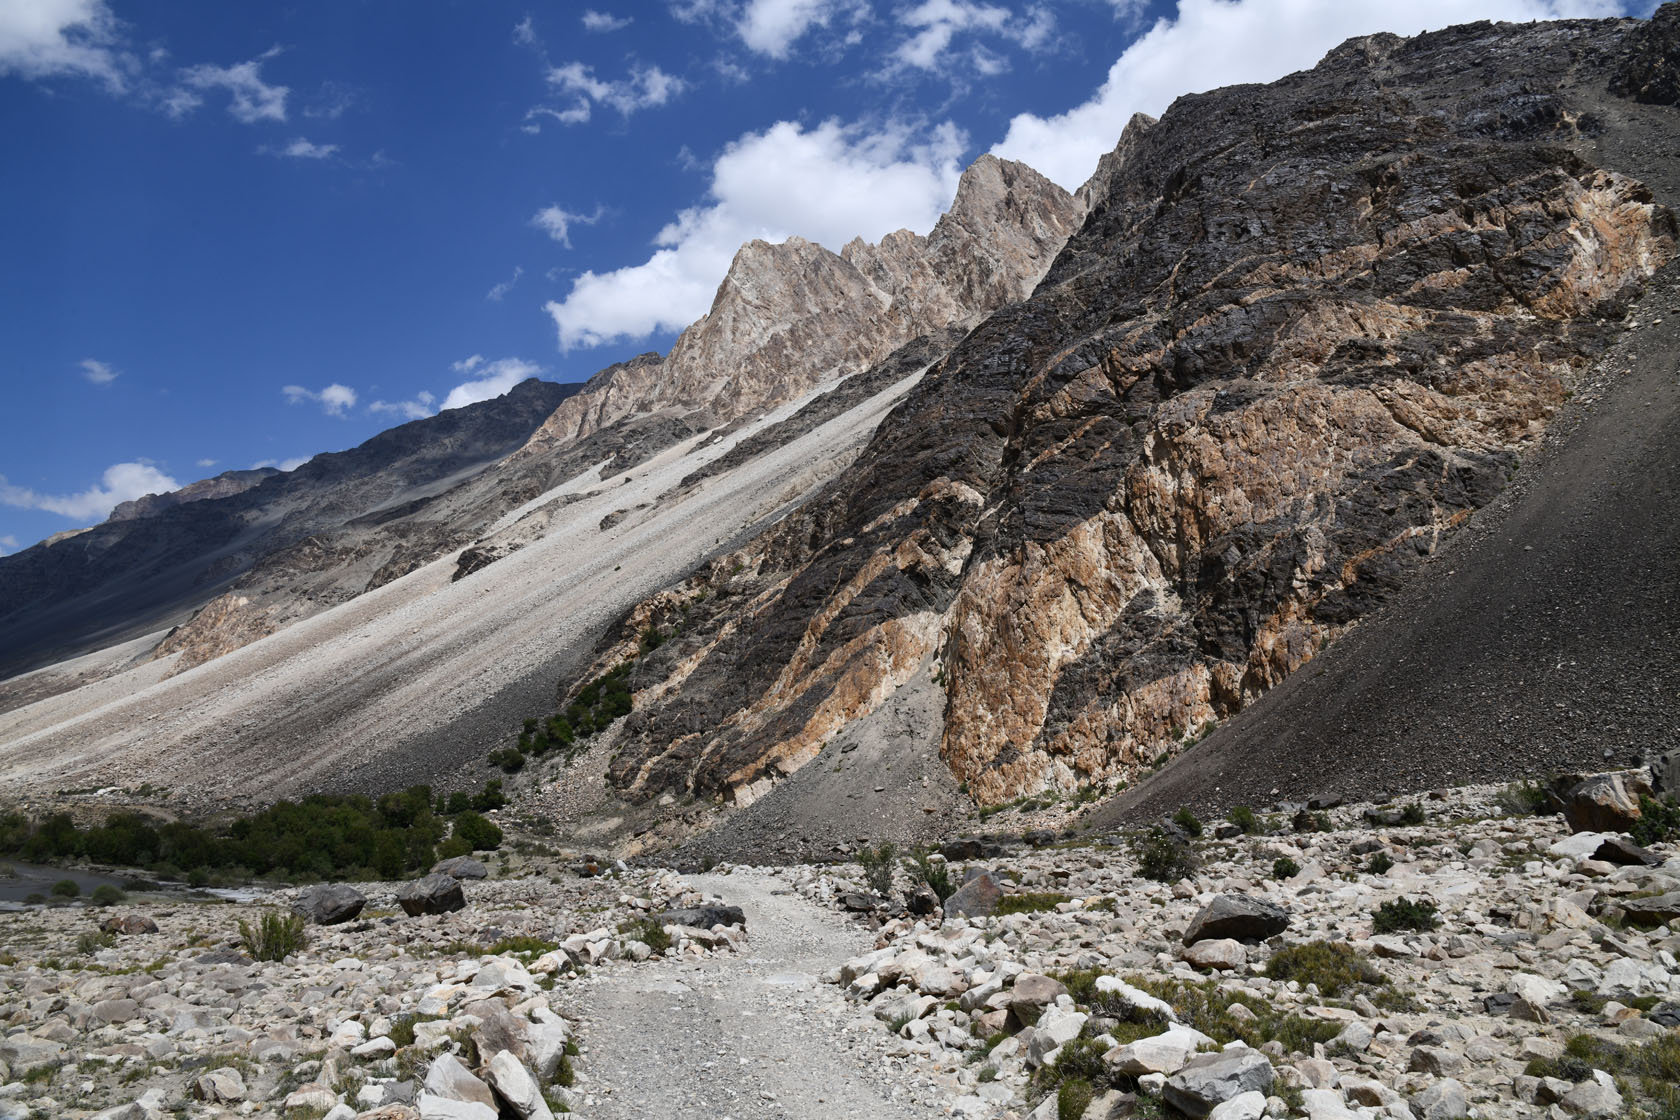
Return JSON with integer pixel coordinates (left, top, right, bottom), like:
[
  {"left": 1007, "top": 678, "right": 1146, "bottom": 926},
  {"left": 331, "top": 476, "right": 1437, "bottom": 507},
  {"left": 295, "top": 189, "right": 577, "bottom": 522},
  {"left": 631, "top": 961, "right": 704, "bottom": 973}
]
[{"left": 568, "top": 869, "right": 948, "bottom": 1120}]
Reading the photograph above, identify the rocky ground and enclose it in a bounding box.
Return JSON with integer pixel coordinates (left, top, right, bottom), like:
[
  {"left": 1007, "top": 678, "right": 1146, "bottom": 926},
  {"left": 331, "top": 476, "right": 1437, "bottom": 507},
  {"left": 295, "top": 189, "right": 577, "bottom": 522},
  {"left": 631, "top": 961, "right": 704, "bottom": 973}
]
[{"left": 6, "top": 772, "right": 1680, "bottom": 1118}]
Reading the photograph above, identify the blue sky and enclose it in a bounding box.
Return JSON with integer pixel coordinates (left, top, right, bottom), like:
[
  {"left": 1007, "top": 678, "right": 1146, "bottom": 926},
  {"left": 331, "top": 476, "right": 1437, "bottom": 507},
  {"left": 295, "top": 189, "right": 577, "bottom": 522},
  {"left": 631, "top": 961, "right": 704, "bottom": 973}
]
[{"left": 0, "top": 0, "right": 1648, "bottom": 553}]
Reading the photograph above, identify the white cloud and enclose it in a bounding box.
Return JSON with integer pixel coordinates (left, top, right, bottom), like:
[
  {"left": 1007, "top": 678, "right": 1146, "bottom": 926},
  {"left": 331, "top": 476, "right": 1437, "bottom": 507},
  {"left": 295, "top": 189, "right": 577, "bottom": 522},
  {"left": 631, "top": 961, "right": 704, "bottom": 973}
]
[
  {"left": 538, "top": 60, "right": 686, "bottom": 127},
  {"left": 443, "top": 357, "right": 543, "bottom": 410},
  {"left": 0, "top": 534, "right": 17, "bottom": 555},
  {"left": 369, "top": 392, "right": 435, "bottom": 421},
  {"left": 252, "top": 456, "right": 309, "bottom": 471},
  {"left": 196, "top": 458, "right": 217, "bottom": 468},
  {"left": 80, "top": 358, "right": 118, "bottom": 384},
  {"left": 737, "top": 0, "right": 868, "bottom": 58},
  {"left": 0, "top": 461, "right": 179, "bottom": 523},
  {"left": 991, "top": 0, "right": 1626, "bottom": 190},
  {"left": 514, "top": 15, "right": 539, "bottom": 46},
  {"left": 582, "top": 10, "right": 634, "bottom": 32},
  {"left": 282, "top": 382, "right": 357, "bottom": 416},
  {"left": 267, "top": 136, "right": 338, "bottom": 160},
  {"left": 180, "top": 46, "right": 288, "bottom": 124},
  {"left": 486, "top": 266, "right": 523, "bottom": 301},
  {"left": 545, "top": 116, "right": 966, "bottom": 349},
  {"left": 0, "top": 0, "right": 125, "bottom": 89},
  {"left": 531, "top": 204, "right": 603, "bottom": 248}
]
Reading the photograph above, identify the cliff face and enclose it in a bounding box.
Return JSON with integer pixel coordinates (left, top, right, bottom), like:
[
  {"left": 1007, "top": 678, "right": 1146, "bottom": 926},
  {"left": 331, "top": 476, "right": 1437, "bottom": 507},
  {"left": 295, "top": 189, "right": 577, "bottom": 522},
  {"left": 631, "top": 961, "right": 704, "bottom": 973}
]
[
  {"left": 517, "top": 156, "right": 1081, "bottom": 457},
  {"left": 590, "top": 15, "right": 1676, "bottom": 810}
]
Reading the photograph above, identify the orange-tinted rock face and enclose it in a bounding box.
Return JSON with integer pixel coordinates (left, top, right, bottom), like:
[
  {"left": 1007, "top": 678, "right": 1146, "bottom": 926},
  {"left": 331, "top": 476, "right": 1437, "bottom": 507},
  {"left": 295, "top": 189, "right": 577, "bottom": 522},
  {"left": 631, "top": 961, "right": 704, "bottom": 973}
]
[{"left": 580, "top": 17, "right": 1677, "bottom": 810}]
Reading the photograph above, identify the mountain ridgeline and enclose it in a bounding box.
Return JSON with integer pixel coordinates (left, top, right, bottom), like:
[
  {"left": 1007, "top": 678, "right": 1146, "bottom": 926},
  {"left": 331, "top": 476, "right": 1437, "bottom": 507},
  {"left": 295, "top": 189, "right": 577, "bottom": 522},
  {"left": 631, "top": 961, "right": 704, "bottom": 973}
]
[{"left": 1, "top": 8, "right": 1678, "bottom": 856}]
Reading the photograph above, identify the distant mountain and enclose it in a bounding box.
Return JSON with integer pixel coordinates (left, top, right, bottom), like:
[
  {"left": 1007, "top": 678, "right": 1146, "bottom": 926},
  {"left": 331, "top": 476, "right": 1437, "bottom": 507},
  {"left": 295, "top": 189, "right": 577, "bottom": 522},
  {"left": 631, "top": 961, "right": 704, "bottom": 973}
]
[{"left": 0, "top": 377, "right": 579, "bottom": 677}]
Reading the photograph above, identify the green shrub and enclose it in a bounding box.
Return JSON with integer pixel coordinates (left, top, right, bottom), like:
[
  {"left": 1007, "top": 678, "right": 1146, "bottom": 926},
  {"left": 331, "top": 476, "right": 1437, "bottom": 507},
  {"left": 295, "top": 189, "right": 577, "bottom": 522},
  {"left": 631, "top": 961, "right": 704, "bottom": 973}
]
[
  {"left": 50, "top": 879, "right": 79, "bottom": 898},
  {"left": 995, "top": 892, "right": 1071, "bottom": 915},
  {"left": 89, "top": 883, "right": 126, "bottom": 907},
  {"left": 1056, "top": 1077, "right": 1094, "bottom": 1120},
  {"left": 1398, "top": 803, "right": 1427, "bottom": 826},
  {"left": 238, "top": 910, "right": 309, "bottom": 961},
  {"left": 1633, "top": 796, "right": 1680, "bottom": 847},
  {"left": 446, "top": 791, "right": 472, "bottom": 815},
  {"left": 1172, "top": 806, "right": 1203, "bottom": 838},
  {"left": 622, "top": 918, "right": 671, "bottom": 955},
  {"left": 1272, "top": 857, "right": 1300, "bottom": 881},
  {"left": 471, "top": 780, "right": 506, "bottom": 812},
  {"left": 1229, "top": 805, "right": 1259, "bottom": 834},
  {"left": 76, "top": 929, "right": 116, "bottom": 955},
  {"left": 1124, "top": 974, "right": 1340, "bottom": 1055},
  {"left": 1367, "top": 851, "right": 1395, "bottom": 875},
  {"left": 1264, "top": 940, "right": 1384, "bottom": 997},
  {"left": 487, "top": 748, "right": 526, "bottom": 774},
  {"left": 904, "top": 847, "right": 957, "bottom": 902},
  {"left": 856, "top": 842, "right": 897, "bottom": 897},
  {"left": 1371, "top": 897, "right": 1438, "bottom": 933},
  {"left": 451, "top": 811, "right": 503, "bottom": 852},
  {"left": 1497, "top": 781, "right": 1554, "bottom": 817},
  {"left": 1134, "top": 830, "right": 1198, "bottom": 883},
  {"left": 435, "top": 835, "right": 472, "bottom": 861}
]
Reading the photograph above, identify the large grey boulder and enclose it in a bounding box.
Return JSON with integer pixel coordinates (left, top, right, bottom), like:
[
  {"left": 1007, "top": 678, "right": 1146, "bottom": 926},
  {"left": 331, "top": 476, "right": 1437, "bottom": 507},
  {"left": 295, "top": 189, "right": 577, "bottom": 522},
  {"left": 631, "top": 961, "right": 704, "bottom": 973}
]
[
  {"left": 424, "top": 1053, "right": 496, "bottom": 1109},
  {"left": 398, "top": 874, "right": 465, "bottom": 916},
  {"left": 1183, "top": 895, "right": 1289, "bottom": 945},
  {"left": 653, "top": 904, "right": 745, "bottom": 929},
  {"left": 1163, "top": 1048, "right": 1276, "bottom": 1117},
  {"left": 484, "top": 1050, "right": 555, "bottom": 1120},
  {"left": 943, "top": 871, "right": 1005, "bottom": 918},
  {"left": 432, "top": 856, "right": 489, "bottom": 880},
  {"left": 1559, "top": 772, "right": 1649, "bottom": 834},
  {"left": 292, "top": 884, "right": 367, "bottom": 925},
  {"left": 1007, "top": 973, "right": 1068, "bottom": 1028}
]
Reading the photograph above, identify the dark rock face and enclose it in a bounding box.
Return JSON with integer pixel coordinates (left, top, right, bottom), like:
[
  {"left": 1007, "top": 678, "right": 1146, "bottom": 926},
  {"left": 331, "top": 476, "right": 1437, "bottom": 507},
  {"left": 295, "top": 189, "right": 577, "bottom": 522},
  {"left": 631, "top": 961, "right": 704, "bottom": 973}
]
[
  {"left": 1613, "top": 3, "right": 1680, "bottom": 105},
  {"left": 1183, "top": 894, "right": 1290, "bottom": 945},
  {"left": 1592, "top": 836, "right": 1660, "bottom": 866},
  {"left": 397, "top": 874, "right": 466, "bottom": 916},
  {"left": 653, "top": 904, "right": 746, "bottom": 930},
  {"left": 292, "top": 884, "right": 367, "bottom": 926},
  {"left": 943, "top": 872, "right": 1005, "bottom": 919},
  {"left": 588, "top": 13, "right": 1676, "bottom": 811},
  {"left": 0, "top": 378, "right": 580, "bottom": 678}
]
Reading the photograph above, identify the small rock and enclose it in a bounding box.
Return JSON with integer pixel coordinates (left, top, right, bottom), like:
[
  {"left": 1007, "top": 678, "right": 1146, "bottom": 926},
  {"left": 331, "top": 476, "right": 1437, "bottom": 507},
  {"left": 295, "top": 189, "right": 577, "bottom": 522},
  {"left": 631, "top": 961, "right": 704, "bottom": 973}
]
[{"left": 1183, "top": 938, "right": 1247, "bottom": 970}]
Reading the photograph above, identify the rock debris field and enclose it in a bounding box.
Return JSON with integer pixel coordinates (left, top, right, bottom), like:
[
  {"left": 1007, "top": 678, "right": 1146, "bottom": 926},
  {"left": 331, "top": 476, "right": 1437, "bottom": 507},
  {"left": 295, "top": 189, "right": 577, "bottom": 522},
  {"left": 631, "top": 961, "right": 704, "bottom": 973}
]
[{"left": 6, "top": 776, "right": 1680, "bottom": 1118}]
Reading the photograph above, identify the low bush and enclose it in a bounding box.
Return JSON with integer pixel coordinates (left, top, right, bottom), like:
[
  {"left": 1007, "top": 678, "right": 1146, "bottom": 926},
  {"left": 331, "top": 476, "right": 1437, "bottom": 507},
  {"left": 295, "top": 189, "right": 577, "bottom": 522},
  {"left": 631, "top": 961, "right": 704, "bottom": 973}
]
[
  {"left": 1371, "top": 897, "right": 1439, "bottom": 933},
  {"left": 856, "top": 842, "right": 897, "bottom": 897},
  {"left": 1272, "top": 857, "right": 1300, "bottom": 881},
  {"left": 89, "top": 883, "right": 126, "bottom": 907},
  {"left": 1124, "top": 974, "right": 1341, "bottom": 1055},
  {"left": 1171, "top": 806, "right": 1203, "bottom": 838},
  {"left": 1134, "top": 830, "right": 1198, "bottom": 883},
  {"left": 1633, "top": 795, "right": 1680, "bottom": 847},
  {"left": 1367, "top": 851, "right": 1395, "bottom": 875},
  {"left": 1229, "top": 805, "right": 1259, "bottom": 834},
  {"left": 1496, "top": 780, "right": 1554, "bottom": 817},
  {"left": 50, "top": 879, "right": 78, "bottom": 898},
  {"left": 904, "top": 847, "right": 957, "bottom": 902},
  {"left": 1263, "top": 940, "right": 1385, "bottom": 997},
  {"left": 239, "top": 910, "right": 308, "bottom": 962},
  {"left": 76, "top": 929, "right": 116, "bottom": 955},
  {"left": 995, "top": 892, "right": 1071, "bottom": 915},
  {"left": 1398, "top": 803, "right": 1427, "bottom": 826}
]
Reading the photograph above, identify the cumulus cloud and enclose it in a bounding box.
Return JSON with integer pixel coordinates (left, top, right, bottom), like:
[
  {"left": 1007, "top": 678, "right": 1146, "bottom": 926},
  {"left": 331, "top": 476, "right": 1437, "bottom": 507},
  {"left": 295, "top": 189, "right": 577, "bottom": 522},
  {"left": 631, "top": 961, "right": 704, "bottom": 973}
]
[
  {"left": 738, "top": 0, "right": 869, "bottom": 57},
  {"left": 252, "top": 456, "right": 309, "bottom": 471},
  {"left": 486, "top": 266, "right": 523, "bottom": 301},
  {"left": 991, "top": 0, "right": 1625, "bottom": 190},
  {"left": 0, "top": 461, "right": 180, "bottom": 523},
  {"left": 267, "top": 136, "right": 337, "bottom": 160},
  {"left": 282, "top": 382, "right": 357, "bottom": 416},
  {"left": 531, "top": 205, "right": 603, "bottom": 248},
  {"left": 891, "top": 0, "right": 1055, "bottom": 71},
  {"left": 535, "top": 60, "right": 686, "bottom": 128},
  {"left": 80, "top": 358, "right": 118, "bottom": 384},
  {"left": 196, "top": 458, "right": 218, "bottom": 468},
  {"left": 582, "top": 10, "right": 634, "bottom": 32},
  {"left": 545, "top": 117, "right": 965, "bottom": 349},
  {"left": 179, "top": 46, "right": 288, "bottom": 124},
  {"left": 0, "top": 0, "right": 125, "bottom": 89},
  {"left": 442, "top": 357, "right": 542, "bottom": 410},
  {"left": 369, "top": 390, "right": 436, "bottom": 421}
]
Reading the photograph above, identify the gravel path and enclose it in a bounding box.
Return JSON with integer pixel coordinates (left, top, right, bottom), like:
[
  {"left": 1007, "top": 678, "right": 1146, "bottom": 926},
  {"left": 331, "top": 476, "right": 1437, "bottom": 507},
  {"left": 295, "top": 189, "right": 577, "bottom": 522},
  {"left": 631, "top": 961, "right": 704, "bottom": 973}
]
[{"left": 568, "top": 869, "right": 949, "bottom": 1120}]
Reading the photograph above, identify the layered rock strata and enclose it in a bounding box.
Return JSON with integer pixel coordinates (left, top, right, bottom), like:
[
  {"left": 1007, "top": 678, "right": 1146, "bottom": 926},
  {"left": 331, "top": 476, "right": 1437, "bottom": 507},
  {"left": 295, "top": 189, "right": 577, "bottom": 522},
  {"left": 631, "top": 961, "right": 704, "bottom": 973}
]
[{"left": 589, "top": 15, "right": 1676, "bottom": 810}]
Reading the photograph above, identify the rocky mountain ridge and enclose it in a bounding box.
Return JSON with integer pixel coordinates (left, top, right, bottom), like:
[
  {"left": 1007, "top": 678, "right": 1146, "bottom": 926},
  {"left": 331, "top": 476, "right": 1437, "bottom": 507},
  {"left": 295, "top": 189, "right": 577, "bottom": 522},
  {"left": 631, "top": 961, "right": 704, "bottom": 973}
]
[{"left": 554, "top": 11, "right": 1678, "bottom": 838}]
